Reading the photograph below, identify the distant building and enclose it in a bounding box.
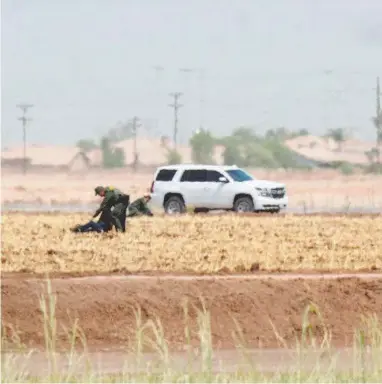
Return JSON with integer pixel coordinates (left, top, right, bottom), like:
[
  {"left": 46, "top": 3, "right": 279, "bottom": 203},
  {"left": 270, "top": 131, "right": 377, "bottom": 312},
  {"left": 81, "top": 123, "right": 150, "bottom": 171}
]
[{"left": 1, "top": 144, "right": 91, "bottom": 172}]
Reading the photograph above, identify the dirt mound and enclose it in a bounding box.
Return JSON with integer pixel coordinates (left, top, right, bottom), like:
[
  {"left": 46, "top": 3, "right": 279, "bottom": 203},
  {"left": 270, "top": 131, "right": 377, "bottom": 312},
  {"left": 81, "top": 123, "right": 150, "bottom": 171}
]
[{"left": 2, "top": 275, "right": 382, "bottom": 351}]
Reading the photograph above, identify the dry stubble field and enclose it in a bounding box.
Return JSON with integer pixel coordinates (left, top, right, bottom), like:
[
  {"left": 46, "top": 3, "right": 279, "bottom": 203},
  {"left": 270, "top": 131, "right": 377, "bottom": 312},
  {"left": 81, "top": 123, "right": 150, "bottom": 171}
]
[
  {"left": 2, "top": 212, "right": 382, "bottom": 381},
  {"left": 2, "top": 212, "right": 382, "bottom": 274}
]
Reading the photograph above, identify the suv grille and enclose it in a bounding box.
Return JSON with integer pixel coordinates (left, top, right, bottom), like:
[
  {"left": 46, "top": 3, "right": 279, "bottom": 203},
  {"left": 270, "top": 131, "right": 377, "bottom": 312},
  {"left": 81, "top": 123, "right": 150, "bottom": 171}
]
[{"left": 271, "top": 187, "right": 285, "bottom": 199}]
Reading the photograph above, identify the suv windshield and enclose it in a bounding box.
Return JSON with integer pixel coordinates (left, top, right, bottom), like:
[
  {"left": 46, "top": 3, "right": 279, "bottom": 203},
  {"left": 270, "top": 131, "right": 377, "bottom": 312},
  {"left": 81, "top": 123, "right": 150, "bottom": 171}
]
[{"left": 226, "top": 169, "right": 254, "bottom": 182}]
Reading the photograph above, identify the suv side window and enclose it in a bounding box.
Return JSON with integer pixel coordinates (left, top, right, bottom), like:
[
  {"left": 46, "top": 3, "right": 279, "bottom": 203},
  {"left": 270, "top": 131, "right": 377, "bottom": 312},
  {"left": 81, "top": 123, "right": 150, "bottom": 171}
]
[
  {"left": 206, "top": 170, "right": 225, "bottom": 182},
  {"left": 180, "top": 169, "right": 207, "bottom": 182},
  {"left": 156, "top": 169, "right": 177, "bottom": 181}
]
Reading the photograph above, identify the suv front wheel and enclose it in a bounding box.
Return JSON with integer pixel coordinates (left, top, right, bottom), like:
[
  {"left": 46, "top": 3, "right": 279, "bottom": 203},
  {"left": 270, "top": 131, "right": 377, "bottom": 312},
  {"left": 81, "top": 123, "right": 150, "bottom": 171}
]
[
  {"left": 164, "top": 195, "right": 186, "bottom": 215},
  {"left": 233, "top": 196, "right": 254, "bottom": 213}
]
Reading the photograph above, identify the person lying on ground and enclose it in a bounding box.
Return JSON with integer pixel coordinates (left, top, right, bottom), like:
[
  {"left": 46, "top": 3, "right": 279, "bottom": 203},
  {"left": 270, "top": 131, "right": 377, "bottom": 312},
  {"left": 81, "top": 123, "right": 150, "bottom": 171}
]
[
  {"left": 70, "top": 210, "right": 113, "bottom": 233},
  {"left": 93, "top": 185, "right": 130, "bottom": 232},
  {"left": 127, "top": 193, "right": 154, "bottom": 217}
]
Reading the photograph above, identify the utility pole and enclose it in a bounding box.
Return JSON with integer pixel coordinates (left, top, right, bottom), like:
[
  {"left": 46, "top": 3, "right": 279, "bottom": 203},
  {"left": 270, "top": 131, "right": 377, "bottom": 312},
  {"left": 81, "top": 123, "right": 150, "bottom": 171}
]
[
  {"left": 16, "top": 103, "right": 33, "bottom": 174},
  {"left": 198, "top": 69, "right": 205, "bottom": 130},
  {"left": 376, "top": 77, "right": 382, "bottom": 164},
  {"left": 376, "top": 77, "right": 381, "bottom": 135},
  {"left": 168, "top": 92, "right": 183, "bottom": 149},
  {"left": 131, "top": 116, "right": 141, "bottom": 171}
]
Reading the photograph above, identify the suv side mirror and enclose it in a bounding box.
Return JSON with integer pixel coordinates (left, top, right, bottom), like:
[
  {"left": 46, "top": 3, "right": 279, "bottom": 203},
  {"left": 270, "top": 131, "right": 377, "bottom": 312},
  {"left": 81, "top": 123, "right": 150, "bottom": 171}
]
[{"left": 219, "top": 176, "right": 228, "bottom": 183}]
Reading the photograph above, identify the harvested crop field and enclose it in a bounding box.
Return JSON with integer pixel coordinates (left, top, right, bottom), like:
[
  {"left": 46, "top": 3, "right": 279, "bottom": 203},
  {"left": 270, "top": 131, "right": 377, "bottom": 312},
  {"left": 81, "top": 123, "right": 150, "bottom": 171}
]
[
  {"left": 2, "top": 212, "right": 382, "bottom": 381},
  {"left": 1, "top": 213, "right": 382, "bottom": 274}
]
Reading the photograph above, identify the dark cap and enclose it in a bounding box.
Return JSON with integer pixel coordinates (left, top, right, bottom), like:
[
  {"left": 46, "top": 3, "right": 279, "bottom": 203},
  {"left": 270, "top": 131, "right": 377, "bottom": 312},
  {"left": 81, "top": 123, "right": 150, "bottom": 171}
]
[{"left": 94, "top": 186, "right": 105, "bottom": 196}]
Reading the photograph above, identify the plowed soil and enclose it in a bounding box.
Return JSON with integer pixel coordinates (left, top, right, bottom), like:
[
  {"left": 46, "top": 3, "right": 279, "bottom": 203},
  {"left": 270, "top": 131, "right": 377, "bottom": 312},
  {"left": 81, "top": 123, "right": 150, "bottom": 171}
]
[{"left": 2, "top": 274, "right": 382, "bottom": 352}]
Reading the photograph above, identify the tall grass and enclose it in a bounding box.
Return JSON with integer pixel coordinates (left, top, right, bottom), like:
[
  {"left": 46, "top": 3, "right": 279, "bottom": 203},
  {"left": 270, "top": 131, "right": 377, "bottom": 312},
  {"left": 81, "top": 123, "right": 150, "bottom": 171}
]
[{"left": 1, "top": 279, "right": 382, "bottom": 383}]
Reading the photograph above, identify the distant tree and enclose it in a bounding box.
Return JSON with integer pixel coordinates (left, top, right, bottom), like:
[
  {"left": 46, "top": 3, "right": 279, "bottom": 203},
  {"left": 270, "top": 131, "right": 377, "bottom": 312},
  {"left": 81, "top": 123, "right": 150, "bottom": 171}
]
[
  {"left": 372, "top": 114, "right": 382, "bottom": 163},
  {"left": 76, "top": 139, "right": 97, "bottom": 152},
  {"left": 271, "top": 127, "right": 290, "bottom": 140},
  {"left": 326, "top": 128, "right": 347, "bottom": 151},
  {"left": 100, "top": 137, "right": 125, "bottom": 168},
  {"left": 297, "top": 128, "right": 309, "bottom": 136},
  {"left": 243, "top": 141, "right": 279, "bottom": 168},
  {"left": 221, "top": 131, "right": 279, "bottom": 168},
  {"left": 372, "top": 114, "right": 382, "bottom": 138},
  {"left": 160, "top": 135, "right": 171, "bottom": 148},
  {"left": 266, "top": 127, "right": 309, "bottom": 140},
  {"left": 100, "top": 137, "right": 113, "bottom": 168},
  {"left": 189, "top": 129, "right": 215, "bottom": 164},
  {"left": 106, "top": 121, "right": 134, "bottom": 143},
  {"left": 265, "top": 129, "right": 278, "bottom": 140},
  {"left": 365, "top": 147, "right": 380, "bottom": 164},
  {"left": 166, "top": 149, "right": 182, "bottom": 165},
  {"left": 365, "top": 147, "right": 382, "bottom": 174},
  {"left": 232, "top": 126, "right": 257, "bottom": 141},
  {"left": 365, "top": 150, "right": 374, "bottom": 164},
  {"left": 113, "top": 147, "right": 126, "bottom": 167},
  {"left": 222, "top": 138, "right": 242, "bottom": 166},
  {"left": 263, "top": 138, "right": 303, "bottom": 169},
  {"left": 220, "top": 126, "right": 311, "bottom": 169}
]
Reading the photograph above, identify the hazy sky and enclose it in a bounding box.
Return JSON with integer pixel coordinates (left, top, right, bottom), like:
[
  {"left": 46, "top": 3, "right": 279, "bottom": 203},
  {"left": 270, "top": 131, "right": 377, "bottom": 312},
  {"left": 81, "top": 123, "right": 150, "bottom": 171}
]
[{"left": 2, "top": 0, "right": 382, "bottom": 147}]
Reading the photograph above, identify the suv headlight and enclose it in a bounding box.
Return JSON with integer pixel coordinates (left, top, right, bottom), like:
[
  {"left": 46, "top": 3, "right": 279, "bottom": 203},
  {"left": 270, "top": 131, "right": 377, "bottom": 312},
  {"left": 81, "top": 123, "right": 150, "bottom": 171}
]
[{"left": 256, "top": 187, "right": 272, "bottom": 197}]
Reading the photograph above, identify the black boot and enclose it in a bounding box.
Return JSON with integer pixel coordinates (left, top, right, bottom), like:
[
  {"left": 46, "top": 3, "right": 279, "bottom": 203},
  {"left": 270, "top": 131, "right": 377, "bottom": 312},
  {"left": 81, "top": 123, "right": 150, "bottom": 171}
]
[{"left": 70, "top": 225, "right": 82, "bottom": 233}]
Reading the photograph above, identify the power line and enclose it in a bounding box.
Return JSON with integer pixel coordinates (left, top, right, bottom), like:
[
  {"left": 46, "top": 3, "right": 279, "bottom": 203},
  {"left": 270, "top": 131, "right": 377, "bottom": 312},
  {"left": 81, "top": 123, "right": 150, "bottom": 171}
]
[
  {"left": 168, "top": 92, "right": 183, "bottom": 149},
  {"left": 16, "top": 103, "right": 33, "bottom": 174}
]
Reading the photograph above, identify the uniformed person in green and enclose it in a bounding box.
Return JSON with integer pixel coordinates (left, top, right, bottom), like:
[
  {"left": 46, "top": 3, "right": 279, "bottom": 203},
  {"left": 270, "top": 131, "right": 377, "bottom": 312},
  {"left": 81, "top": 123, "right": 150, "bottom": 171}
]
[
  {"left": 94, "top": 186, "right": 130, "bottom": 232},
  {"left": 127, "top": 193, "right": 154, "bottom": 217}
]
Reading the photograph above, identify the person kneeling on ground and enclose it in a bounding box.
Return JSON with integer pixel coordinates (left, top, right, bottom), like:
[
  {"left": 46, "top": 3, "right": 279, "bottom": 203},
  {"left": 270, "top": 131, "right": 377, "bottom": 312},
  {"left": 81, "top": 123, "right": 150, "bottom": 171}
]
[
  {"left": 71, "top": 210, "right": 113, "bottom": 233},
  {"left": 127, "top": 193, "right": 154, "bottom": 218}
]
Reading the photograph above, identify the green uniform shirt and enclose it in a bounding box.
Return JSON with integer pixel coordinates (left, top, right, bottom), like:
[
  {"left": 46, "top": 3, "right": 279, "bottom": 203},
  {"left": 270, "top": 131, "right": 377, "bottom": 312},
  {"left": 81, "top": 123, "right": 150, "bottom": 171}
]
[
  {"left": 93, "top": 187, "right": 125, "bottom": 218},
  {"left": 127, "top": 197, "right": 153, "bottom": 217}
]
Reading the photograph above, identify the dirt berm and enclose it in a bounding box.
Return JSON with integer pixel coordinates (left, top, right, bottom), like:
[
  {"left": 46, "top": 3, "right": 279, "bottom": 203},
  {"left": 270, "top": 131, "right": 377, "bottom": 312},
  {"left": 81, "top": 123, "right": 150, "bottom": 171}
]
[{"left": 2, "top": 274, "right": 382, "bottom": 351}]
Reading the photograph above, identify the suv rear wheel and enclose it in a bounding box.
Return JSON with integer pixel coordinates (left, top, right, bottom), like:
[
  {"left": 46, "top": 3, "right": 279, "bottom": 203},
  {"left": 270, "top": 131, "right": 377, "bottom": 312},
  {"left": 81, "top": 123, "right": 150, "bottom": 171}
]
[
  {"left": 233, "top": 196, "right": 254, "bottom": 213},
  {"left": 164, "top": 195, "right": 186, "bottom": 215}
]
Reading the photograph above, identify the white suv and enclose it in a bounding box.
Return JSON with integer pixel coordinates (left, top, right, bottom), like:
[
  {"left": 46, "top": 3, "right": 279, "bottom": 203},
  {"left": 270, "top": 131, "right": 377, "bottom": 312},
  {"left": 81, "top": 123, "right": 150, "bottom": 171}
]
[{"left": 150, "top": 164, "right": 288, "bottom": 214}]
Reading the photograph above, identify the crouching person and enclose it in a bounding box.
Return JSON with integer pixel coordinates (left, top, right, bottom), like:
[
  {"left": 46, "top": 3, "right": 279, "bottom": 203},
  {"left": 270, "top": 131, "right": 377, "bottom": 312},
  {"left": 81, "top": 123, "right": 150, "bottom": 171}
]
[
  {"left": 127, "top": 193, "right": 154, "bottom": 218},
  {"left": 93, "top": 185, "right": 130, "bottom": 233}
]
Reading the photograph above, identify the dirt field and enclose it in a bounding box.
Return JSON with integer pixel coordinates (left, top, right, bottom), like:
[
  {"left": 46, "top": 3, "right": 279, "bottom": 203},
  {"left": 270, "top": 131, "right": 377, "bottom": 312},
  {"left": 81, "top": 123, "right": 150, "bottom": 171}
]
[
  {"left": 2, "top": 273, "right": 382, "bottom": 352},
  {"left": 2, "top": 209, "right": 382, "bottom": 379},
  {"left": 2, "top": 213, "right": 382, "bottom": 274},
  {"left": 2, "top": 168, "right": 382, "bottom": 211}
]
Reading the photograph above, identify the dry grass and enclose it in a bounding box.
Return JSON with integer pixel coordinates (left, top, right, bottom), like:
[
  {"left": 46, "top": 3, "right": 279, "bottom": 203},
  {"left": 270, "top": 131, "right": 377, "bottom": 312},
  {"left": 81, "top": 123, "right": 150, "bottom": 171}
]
[{"left": 2, "top": 214, "right": 382, "bottom": 274}]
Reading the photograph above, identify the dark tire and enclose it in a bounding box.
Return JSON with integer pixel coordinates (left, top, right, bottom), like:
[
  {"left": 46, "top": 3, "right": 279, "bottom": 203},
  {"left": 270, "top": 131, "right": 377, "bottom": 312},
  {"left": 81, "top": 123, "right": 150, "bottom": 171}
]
[
  {"left": 233, "top": 196, "right": 254, "bottom": 213},
  {"left": 164, "top": 195, "right": 186, "bottom": 215},
  {"left": 270, "top": 209, "right": 281, "bottom": 214},
  {"left": 194, "top": 208, "right": 210, "bottom": 214}
]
